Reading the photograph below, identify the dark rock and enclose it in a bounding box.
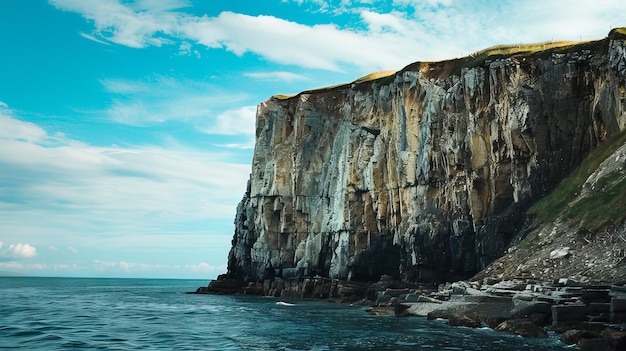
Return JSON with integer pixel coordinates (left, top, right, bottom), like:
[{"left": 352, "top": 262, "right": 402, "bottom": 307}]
[
  {"left": 483, "top": 314, "right": 509, "bottom": 329},
  {"left": 527, "top": 312, "right": 550, "bottom": 326},
  {"left": 611, "top": 311, "right": 626, "bottom": 324},
  {"left": 394, "top": 303, "right": 411, "bottom": 317},
  {"left": 560, "top": 329, "right": 599, "bottom": 345},
  {"left": 576, "top": 337, "right": 612, "bottom": 351},
  {"left": 551, "top": 304, "right": 589, "bottom": 324},
  {"left": 590, "top": 302, "right": 611, "bottom": 315},
  {"left": 427, "top": 309, "right": 453, "bottom": 320},
  {"left": 610, "top": 285, "right": 626, "bottom": 298},
  {"left": 589, "top": 314, "right": 611, "bottom": 323},
  {"left": 203, "top": 277, "right": 244, "bottom": 294},
  {"left": 601, "top": 328, "right": 626, "bottom": 350},
  {"left": 551, "top": 321, "right": 586, "bottom": 333},
  {"left": 611, "top": 298, "right": 626, "bottom": 313},
  {"left": 448, "top": 313, "right": 481, "bottom": 328},
  {"left": 495, "top": 319, "right": 548, "bottom": 338},
  {"left": 582, "top": 288, "right": 611, "bottom": 303}
]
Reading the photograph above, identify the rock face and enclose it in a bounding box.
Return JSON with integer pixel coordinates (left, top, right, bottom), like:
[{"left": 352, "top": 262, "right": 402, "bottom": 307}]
[{"left": 224, "top": 30, "right": 626, "bottom": 287}]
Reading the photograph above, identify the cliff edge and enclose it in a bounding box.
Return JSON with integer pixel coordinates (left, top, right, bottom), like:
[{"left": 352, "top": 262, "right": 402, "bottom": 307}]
[{"left": 217, "top": 29, "right": 626, "bottom": 293}]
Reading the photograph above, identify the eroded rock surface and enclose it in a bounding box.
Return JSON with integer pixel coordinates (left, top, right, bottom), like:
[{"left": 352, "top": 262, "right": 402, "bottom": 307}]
[{"left": 223, "top": 30, "right": 626, "bottom": 288}]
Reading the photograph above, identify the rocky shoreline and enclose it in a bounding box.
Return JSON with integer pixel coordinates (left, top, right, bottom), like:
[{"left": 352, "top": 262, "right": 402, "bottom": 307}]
[{"left": 193, "top": 275, "right": 626, "bottom": 350}]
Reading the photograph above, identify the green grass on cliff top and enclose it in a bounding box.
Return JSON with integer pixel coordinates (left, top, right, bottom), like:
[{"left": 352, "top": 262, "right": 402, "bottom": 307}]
[
  {"left": 271, "top": 28, "right": 626, "bottom": 101},
  {"left": 529, "top": 129, "right": 626, "bottom": 231},
  {"left": 272, "top": 70, "right": 397, "bottom": 100}
]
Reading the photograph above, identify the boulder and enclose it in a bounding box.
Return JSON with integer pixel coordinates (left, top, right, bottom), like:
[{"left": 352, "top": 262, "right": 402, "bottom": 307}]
[
  {"left": 560, "top": 329, "right": 599, "bottom": 345},
  {"left": 527, "top": 312, "right": 550, "bottom": 326},
  {"left": 601, "top": 328, "right": 626, "bottom": 350},
  {"left": 549, "top": 247, "right": 571, "bottom": 260},
  {"left": 576, "top": 338, "right": 612, "bottom": 351},
  {"left": 448, "top": 313, "right": 481, "bottom": 328},
  {"left": 406, "top": 302, "right": 448, "bottom": 317},
  {"left": 495, "top": 319, "right": 548, "bottom": 338},
  {"left": 480, "top": 314, "right": 508, "bottom": 329}
]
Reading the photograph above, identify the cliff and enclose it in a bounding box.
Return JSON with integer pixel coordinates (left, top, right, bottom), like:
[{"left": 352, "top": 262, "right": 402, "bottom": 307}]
[{"left": 221, "top": 29, "right": 626, "bottom": 291}]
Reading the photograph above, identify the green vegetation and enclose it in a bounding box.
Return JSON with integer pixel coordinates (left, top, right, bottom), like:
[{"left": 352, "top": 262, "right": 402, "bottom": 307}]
[
  {"left": 352, "top": 70, "right": 397, "bottom": 84},
  {"left": 272, "top": 94, "right": 296, "bottom": 100},
  {"left": 529, "top": 130, "right": 626, "bottom": 231},
  {"left": 610, "top": 27, "right": 626, "bottom": 38},
  {"left": 271, "top": 71, "right": 397, "bottom": 101},
  {"left": 270, "top": 28, "right": 626, "bottom": 101},
  {"left": 566, "top": 171, "right": 626, "bottom": 230}
]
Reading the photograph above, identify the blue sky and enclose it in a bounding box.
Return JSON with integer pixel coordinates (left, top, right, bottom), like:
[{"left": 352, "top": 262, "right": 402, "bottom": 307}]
[{"left": 1, "top": 0, "right": 624, "bottom": 279}]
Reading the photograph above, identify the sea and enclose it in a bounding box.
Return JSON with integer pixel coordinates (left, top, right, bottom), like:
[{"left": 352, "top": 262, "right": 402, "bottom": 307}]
[{"left": 0, "top": 277, "right": 571, "bottom": 350}]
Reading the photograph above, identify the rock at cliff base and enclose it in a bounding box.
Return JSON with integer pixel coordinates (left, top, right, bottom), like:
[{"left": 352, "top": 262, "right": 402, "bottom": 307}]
[
  {"left": 494, "top": 319, "right": 548, "bottom": 338},
  {"left": 447, "top": 313, "right": 481, "bottom": 328}
]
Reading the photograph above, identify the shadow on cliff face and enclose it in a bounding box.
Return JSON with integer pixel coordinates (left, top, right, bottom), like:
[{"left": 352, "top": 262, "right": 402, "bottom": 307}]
[{"left": 349, "top": 236, "right": 402, "bottom": 282}]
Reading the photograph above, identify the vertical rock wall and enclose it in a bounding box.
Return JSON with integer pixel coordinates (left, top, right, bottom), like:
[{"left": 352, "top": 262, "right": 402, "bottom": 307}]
[{"left": 226, "top": 33, "right": 626, "bottom": 285}]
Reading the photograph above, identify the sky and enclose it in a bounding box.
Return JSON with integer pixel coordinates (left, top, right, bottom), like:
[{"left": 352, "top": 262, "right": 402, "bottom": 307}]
[{"left": 0, "top": 0, "right": 624, "bottom": 279}]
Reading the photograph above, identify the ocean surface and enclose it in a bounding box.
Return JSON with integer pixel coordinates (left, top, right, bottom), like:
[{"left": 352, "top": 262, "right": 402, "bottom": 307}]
[{"left": 0, "top": 277, "right": 571, "bottom": 350}]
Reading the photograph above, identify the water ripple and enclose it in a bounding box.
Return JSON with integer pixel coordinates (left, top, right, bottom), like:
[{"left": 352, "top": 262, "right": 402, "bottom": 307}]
[{"left": 1, "top": 277, "right": 572, "bottom": 350}]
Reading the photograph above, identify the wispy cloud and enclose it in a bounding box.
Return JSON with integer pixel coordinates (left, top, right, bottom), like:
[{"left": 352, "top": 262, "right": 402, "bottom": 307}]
[
  {"left": 98, "top": 76, "right": 251, "bottom": 128},
  {"left": 92, "top": 259, "right": 226, "bottom": 275},
  {"left": 197, "top": 106, "right": 257, "bottom": 136},
  {"left": 49, "top": 0, "right": 186, "bottom": 48},
  {"left": 79, "top": 31, "right": 112, "bottom": 45},
  {"left": 244, "top": 71, "right": 309, "bottom": 83},
  {"left": 0, "top": 104, "right": 250, "bottom": 249},
  {"left": 50, "top": 0, "right": 626, "bottom": 73}
]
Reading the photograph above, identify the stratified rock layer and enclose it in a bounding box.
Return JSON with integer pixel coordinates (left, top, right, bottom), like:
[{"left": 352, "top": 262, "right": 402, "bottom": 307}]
[{"left": 225, "top": 30, "right": 626, "bottom": 286}]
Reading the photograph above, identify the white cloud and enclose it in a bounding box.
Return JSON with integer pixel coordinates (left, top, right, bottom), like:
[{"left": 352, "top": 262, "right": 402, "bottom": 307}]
[
  {"left": 0, "top": 105, "right": 250, "bottom": 250},
  {"left": 93, "top": 260, "right": 118, "bottom": 272},
  {"left": 49, "top": 0, "right": 184, "bottom": 48},
  {"left": 0, "top": 261, "right": 85, "bottom": 273},
  {"left": 244, "top": 71, "right": 309, "bottom": 83},
  {"left": 0, "top": 243, "right": 37, "bottom": 260},
  {"left": 177, "top": 41, "right": 200, "bottom": 57},
  {"left": 199, "top": 106, "right": 257, "bottom": 136},
  {"left": 91, "top": 259, "right": 226, "bottom": 275},
  {"left": 99, "top": 76, "right": 250, "bottom": 126},
  {"left": 0, "top": 111, "right": 48, "bottom": 143},
  {"left": 79, "top": 31, "right": 112, "bottom": 45},
  {"left": 49, "top": 0, "right": 626, "bottom": 73},
  {"left": 67, "top": 246, "right": 78, "bottom": 254}
]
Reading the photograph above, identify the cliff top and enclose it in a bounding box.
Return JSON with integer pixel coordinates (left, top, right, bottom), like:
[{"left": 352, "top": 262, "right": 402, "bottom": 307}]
[{"left": 272, "top": 27, "right": 626, "bottom": 101}]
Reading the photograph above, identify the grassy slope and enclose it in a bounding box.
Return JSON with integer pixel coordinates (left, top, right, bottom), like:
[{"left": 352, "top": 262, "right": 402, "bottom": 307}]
[{"left": 529, "top": 130, "right": 626, "bottom": 231}]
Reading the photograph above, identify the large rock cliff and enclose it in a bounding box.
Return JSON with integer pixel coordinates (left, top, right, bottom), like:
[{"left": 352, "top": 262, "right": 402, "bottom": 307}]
[{"left": 223, "top": 29, "right": 626, "bottom": 289}]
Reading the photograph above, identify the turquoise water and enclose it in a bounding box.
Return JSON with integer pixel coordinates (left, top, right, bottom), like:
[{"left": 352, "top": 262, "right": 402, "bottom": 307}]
[{"left": 0, "top": 277, "right": 570, "bottom": 350}]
